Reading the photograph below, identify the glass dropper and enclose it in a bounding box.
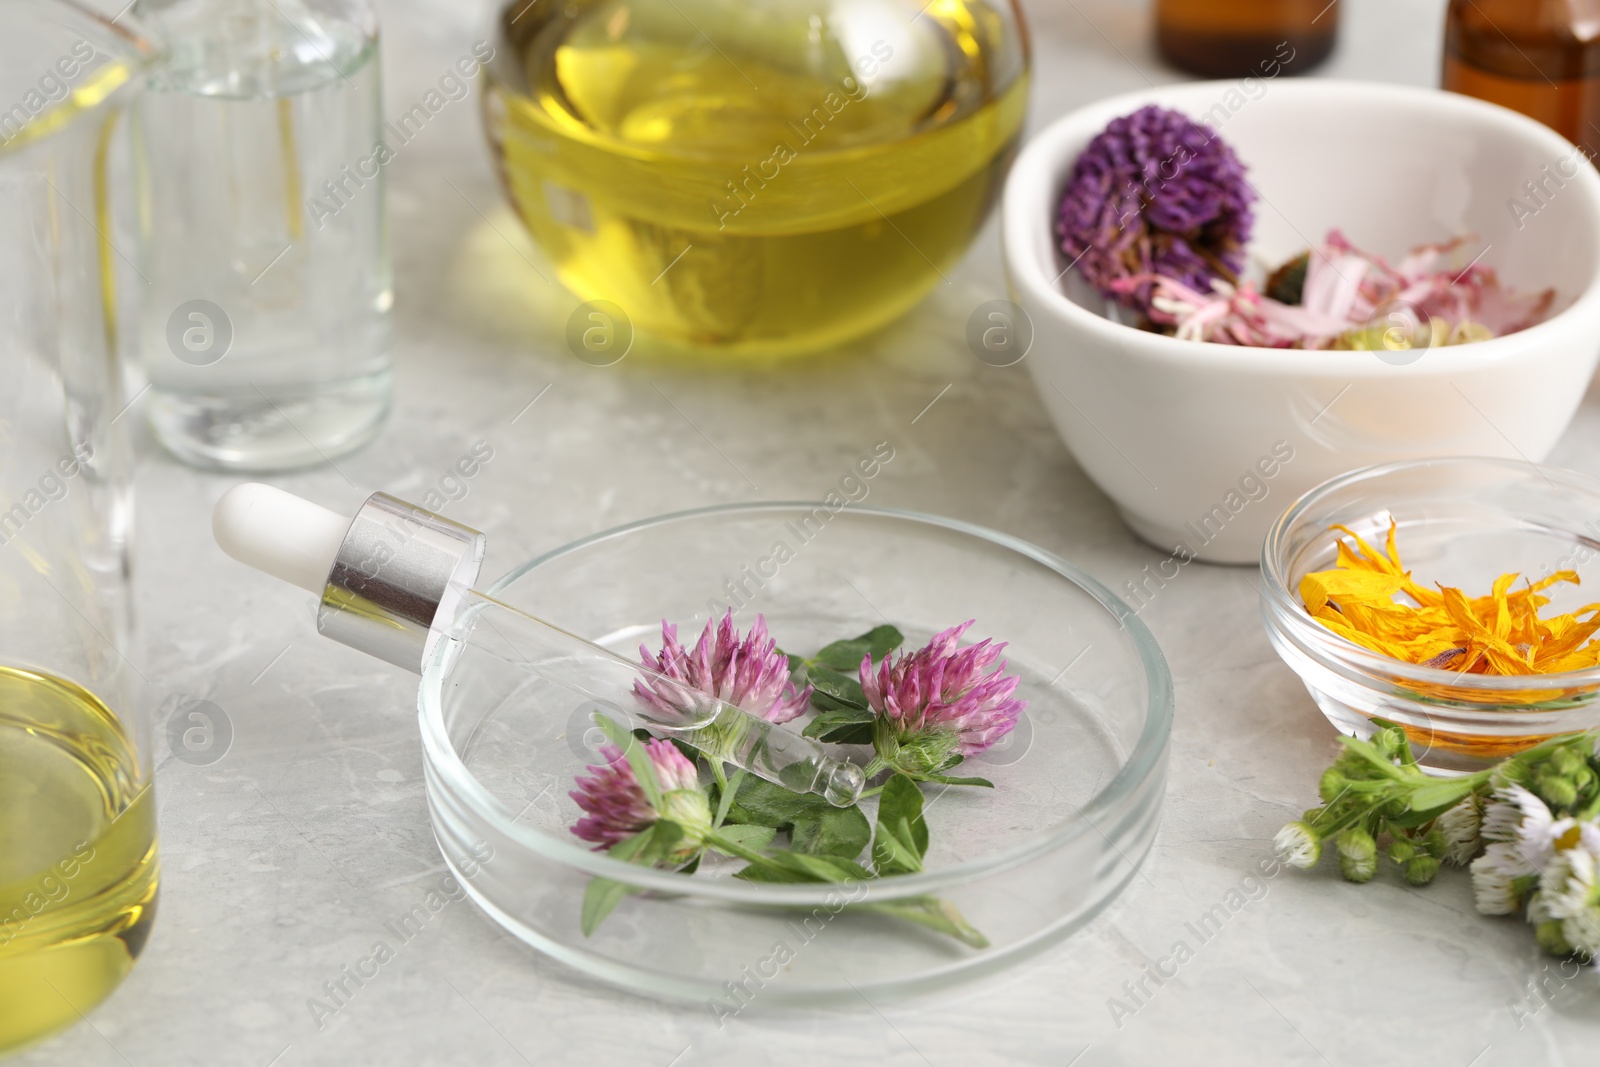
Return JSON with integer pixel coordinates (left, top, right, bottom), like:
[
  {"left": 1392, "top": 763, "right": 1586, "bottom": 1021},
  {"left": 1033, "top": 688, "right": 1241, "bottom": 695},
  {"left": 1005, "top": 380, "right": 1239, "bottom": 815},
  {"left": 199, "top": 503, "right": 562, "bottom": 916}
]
[{"left": 212, "top": 484, "right": 865, "bottom": 806}]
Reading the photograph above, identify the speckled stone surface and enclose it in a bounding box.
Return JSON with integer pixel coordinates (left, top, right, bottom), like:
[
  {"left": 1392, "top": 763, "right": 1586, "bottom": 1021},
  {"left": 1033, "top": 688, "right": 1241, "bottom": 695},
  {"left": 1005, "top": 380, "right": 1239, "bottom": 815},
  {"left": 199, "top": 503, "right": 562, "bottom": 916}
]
[{"left": 23, "top": 0, "right": 1600, "bottom": 1063}]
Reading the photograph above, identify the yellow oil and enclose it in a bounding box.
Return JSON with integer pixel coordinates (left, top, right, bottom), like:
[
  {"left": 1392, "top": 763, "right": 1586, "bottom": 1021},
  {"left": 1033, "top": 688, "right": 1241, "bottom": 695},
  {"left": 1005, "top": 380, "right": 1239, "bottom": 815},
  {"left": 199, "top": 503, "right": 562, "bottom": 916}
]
[
  {"left": 484, "top": 0, "right": 1029, "bottom": 354},
  {"left": 0, "top": 667, "right": 158, "bottom": 1056}
]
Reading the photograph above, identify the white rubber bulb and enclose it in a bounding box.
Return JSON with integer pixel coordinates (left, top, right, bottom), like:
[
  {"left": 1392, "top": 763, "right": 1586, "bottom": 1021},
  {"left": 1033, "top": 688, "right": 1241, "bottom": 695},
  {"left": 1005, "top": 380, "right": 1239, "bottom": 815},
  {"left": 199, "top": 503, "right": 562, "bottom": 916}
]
[{"left": 213, "top": 483, "right": 351, "bottom": 595}]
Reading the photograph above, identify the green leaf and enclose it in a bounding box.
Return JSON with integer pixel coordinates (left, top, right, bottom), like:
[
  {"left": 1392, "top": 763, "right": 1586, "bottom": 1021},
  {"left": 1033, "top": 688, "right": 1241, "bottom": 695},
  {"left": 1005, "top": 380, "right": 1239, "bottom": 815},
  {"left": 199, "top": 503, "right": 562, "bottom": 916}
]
[
  {"left": 724, "top": 775, "right": 831, "bottom": 828},
  {"left": 791, "top": 803, "right": 871, "bottom": 860},
  {"left": 752, "top": 851, "right": 873, "bottom": 883},
  {"left": 801, "top": 705, "right": 877, "bottom": 745},
  {"left": 808, "top": 690, "right": 860, "bottom": 714},
  {"left": 1408, "top": 779, "right": 1477, "bottom": 815},
  {"left": 904, "top": 769, "right": 995, "bottom": 788},
  {"left": 872, "top": 816, "right": 924, "bottom": 875},
  {"left": 807, "top": 666, "right": 869, "bottom": 709},
  {"left": 719, "top": 772, "right": 871, "bottom": 860},
  {"left": 581, "top": 876, "right": 640, "bottom": 936},
  {"left": 712, "top": 768, "right": 746, "bottom": 829},
  {"left": 636, "top": 820, "right": 686, "bottom": 866},
  {"left": 853, "top": 895, "right": 989, "bottom": 949},
  {"left": 580, "top": 824, "right": 665, "bottom": 937},
  {"left": 594, "top": 714, "right": 662, "bottom": 808},
  {"left": 732, "top": 863, "right": 814, "bottom": 884},
  {"left": 811, "top": 626, "right": 905, "bottom": 671},
  {"left": 709, "top": 823, "right": 777, "bottom": 855},
  {"left": 876, "top": 774, "right": 929, "bottom": 856}
]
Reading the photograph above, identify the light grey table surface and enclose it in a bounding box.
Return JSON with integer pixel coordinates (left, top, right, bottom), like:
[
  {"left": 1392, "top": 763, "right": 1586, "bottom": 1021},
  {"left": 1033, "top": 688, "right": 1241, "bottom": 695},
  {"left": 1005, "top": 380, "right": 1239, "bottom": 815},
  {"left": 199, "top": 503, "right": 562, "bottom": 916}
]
[{"left": 26, "top": 0, "right": 1600, "bottom": 1063}]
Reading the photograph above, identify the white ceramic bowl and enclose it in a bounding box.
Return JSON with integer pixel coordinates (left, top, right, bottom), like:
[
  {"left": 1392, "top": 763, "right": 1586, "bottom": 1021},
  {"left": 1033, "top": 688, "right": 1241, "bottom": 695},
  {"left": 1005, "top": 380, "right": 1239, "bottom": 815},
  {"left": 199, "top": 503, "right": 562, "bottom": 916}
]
[{"left": 1002, "top": 80, "right": 1600, "bottom": 564}]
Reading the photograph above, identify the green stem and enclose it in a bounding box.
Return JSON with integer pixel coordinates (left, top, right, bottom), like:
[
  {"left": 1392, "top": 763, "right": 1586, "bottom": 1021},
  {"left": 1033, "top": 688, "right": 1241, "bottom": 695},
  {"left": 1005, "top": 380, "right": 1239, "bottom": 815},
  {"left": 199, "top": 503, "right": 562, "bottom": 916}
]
[
  {"left": 704, "top": 830, "right": 778, "bottom": 868},
  {"left": 712, "top": 767, "right": 744, "bottom": 830}
]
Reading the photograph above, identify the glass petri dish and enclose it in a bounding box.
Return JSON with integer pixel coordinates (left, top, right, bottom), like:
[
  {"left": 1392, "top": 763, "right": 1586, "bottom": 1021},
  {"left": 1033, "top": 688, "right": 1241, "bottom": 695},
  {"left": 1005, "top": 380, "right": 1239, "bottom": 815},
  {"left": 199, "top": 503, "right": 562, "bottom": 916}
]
[{"left": 419, "top": 503, "right": 1172, "bottom": 1003}]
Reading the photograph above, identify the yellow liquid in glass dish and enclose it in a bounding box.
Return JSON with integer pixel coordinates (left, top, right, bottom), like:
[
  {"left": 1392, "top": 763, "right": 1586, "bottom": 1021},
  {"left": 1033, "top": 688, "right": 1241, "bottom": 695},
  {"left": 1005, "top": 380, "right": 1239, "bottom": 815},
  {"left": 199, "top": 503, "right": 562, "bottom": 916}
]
[
  {"left": 0, "top": 667, "right": 158, "bottom": 1056},
  {"left": 484, "top": 0, "right": 1029, "bottom": 354}
]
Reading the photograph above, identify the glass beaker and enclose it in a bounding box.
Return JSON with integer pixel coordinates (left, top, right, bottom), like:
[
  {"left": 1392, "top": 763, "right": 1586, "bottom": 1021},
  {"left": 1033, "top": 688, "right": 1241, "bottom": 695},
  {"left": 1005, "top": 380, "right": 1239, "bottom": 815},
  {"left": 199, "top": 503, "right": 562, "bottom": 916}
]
[
  {"left": 130, "top": 0, "right": 393, "bottom": 471},
  {"left": 0, "top": 1, "right": 159, "bottom": 1054},
  {"left": 481, "top": 0, "right": 1031, "bottom": 355}
]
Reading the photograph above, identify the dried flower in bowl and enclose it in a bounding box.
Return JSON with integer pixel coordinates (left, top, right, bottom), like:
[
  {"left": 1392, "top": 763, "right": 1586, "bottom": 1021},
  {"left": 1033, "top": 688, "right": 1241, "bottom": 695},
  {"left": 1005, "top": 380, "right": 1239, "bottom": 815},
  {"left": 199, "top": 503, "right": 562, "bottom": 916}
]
[
  {"left": 1057, "top": 106, "right": 1557, "bottom": 346},
  {"left": 1056, "top": 104, "right": 1255, "bottom": 318},
  {"left": 1144, "top": 230, "right": 1555, "bottom": 348}
]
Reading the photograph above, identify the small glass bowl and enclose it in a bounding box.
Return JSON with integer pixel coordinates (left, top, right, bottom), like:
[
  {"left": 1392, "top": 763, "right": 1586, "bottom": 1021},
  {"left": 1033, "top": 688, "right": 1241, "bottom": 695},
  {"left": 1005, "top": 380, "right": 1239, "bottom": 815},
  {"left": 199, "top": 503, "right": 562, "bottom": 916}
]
[
  {"left": 1261, "top": 457, "right": 1600, "bottom": 775},
  {"left": 419, "top": 503, "right": 1172, "bottom": 1003}
]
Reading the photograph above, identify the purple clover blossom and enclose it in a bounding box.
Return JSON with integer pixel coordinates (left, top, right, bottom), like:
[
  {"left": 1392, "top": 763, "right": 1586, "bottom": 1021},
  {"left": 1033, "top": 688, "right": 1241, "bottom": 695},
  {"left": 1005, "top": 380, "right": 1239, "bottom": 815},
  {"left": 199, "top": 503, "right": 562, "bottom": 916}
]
[
  {"left": 1057, "top": 104, "right": 1255, "bottom": 317},
  {"left": 633, "top": 612, "right": 813, "bottom": 725},
  {"left": 570, "top": 738, "right": 706, "bottom": 850},
  {"left": 859, "top": 620, "right": 1025, "bottom": 774}
]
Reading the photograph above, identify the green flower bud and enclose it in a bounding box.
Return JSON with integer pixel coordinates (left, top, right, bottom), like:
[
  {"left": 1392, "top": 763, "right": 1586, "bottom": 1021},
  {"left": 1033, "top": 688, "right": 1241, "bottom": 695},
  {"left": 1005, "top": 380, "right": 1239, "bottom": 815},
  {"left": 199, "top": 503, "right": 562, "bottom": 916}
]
[
  {"left": 1541, "top": 777, "right": 1579, "bottom": 811},
  {"left": 1551, "top": 748, "right": 1584, "bottom": 777},
  {"left": 1404, "top": 855, "right": 1440, "bottom": 886},
  {"left": 1381, "top": 795, "right": 1412, "bottom": 820},
  {"left": 1421, "top": 828, "right": 1448, "bottom": 859},
  {"left": 1373, "top": 726, "right": 1409, "bottom": 759},
  {"left": 1337, "top": 827, "right": 1378, "bottom": 883},
  {"left": 659, "top": 787, "right": 713, "bottom": 857},
  {"left": 1388, "top": 839, "right": 1417, "bottom": 864},
  {"left": 1319, "top": 767, "right": 1348, "bottom": 803},
  {"left": 887, "top": 727, "right": 963, "bottom": 778},
  {"left": 1536, "top": 920, "right": 1575, "bottom": 958}
]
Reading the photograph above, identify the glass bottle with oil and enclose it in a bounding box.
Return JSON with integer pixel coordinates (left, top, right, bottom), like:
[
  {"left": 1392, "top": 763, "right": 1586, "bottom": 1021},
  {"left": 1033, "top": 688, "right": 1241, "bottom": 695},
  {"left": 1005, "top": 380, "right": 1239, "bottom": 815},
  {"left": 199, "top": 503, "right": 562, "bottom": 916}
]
[
  {"left": 0, "top": 2, "right": 159, "bottom": 1054},
  {"left": 1442, "top": 0, "right": 1600, "bottom": 159},
  {"left": 481, "top": 0, "right": 1031, "bottom": 355}
]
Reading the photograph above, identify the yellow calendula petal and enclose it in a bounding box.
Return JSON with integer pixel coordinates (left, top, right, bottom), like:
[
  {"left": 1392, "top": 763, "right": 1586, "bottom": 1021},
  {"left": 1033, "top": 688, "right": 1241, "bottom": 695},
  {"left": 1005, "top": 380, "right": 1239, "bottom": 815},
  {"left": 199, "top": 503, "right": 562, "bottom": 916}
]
[
  {"left": 1299, "top": 569, "right": 1410, "bottom": 613},
  {"left": 1301, "top": 523, "right": 1600, "bottom": 680}
]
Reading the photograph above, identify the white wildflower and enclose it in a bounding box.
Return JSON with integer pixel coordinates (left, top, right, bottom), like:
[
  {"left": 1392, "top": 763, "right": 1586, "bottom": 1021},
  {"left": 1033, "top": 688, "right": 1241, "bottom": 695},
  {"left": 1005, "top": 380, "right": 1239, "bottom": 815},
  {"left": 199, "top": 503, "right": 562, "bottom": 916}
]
[
  {"left": 1563, "top": 909, "right": 1600, "bottom": 958},
  {"left": 1274, "top": 821, "right": 1321, "bottom": 869},
  {"left": 1535, "top": 830, "right": 1600, "bottom": 958},
  {"left": 1480, "top": 784, "right": 1576, "bottom": 875},
  {"left": 1481, "top": 784, "right": 1551, "bottom": 844},
  {"left": 1540, "top": 847, "right": 1598, "bottom": 918},
  {"left": 1471, "top": 843, "right": 1528, "bottom": 914},
  {"left": 1437, "top": 794, "right": 1483, "bottom": 866}
]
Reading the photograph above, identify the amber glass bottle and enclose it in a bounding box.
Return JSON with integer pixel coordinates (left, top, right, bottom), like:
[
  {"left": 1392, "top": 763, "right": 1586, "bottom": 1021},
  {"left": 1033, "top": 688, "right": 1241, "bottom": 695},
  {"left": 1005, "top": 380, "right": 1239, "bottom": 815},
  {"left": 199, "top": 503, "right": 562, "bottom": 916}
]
[
  {"left": 1442, "top": 0, "right": 1600, "bottom": 158},
  {"left": 1156, "top": 0, "right": 1339, "bottom": 78}
]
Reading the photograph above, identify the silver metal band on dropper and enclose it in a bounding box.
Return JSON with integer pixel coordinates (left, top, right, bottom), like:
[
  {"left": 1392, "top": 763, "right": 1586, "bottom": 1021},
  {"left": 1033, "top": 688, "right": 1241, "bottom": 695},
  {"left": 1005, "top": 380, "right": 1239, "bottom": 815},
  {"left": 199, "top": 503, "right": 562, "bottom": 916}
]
[{"left": 316, "top": 493, "right": 486, "bottom": 671}]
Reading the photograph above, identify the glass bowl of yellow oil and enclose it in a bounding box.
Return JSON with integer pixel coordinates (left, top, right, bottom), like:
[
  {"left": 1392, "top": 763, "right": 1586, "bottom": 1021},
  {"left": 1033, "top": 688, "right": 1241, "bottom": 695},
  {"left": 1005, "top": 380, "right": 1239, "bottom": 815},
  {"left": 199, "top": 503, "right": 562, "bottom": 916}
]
[
  {"left": 481, "top": 0, "right": 1031, "bottom": 354},
  {"left": 0, "top": 668, "right": 158, "bottom": 1055}
]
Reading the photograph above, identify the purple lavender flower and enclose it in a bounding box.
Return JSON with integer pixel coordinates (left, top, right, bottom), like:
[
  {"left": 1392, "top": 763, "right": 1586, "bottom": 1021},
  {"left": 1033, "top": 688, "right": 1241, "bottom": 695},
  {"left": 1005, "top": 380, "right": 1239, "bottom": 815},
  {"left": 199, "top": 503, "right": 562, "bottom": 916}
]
[
  {"left": 633, "top": 612, "right": 813, "bottom": 725},
  {"left": 1057, "top": 104, "right": 1255, "bottom": 317},
  {"left": 859, "top": 620, "right": 1025, "bottom": 775},
  {"left": 570, "top": 738, "right": 707, "bottom": 851}
]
